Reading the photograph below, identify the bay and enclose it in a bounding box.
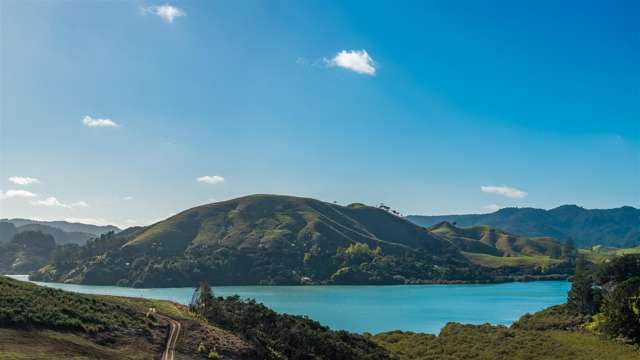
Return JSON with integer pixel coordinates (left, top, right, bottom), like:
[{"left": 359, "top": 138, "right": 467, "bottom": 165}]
[{"left": 8, "top": 275, "right": 569, "bottom": 334}]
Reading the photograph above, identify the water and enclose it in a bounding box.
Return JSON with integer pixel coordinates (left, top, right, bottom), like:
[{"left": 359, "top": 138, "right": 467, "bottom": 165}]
[{"left": 8, "top": 275, "right": 569, "bottom": 334}]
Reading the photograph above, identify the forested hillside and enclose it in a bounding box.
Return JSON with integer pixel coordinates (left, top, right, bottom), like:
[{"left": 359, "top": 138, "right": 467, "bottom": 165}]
[{"left": 407, "top": 205, "right": 640, "bottom": 248}]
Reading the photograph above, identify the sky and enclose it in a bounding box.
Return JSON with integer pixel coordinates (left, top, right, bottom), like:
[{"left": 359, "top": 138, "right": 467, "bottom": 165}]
[{"left": 1, "top": 1, "right": 638, "bottom": 228}]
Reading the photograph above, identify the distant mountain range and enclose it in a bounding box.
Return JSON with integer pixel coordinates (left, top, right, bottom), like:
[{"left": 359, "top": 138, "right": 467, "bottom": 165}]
[
  {"left": 406, "top": 205, "right": 640, "bottom": 248},
  {"left": 0, "top": 219, "right": 119, "bottom": 245},
  {"left": 32, "top": 194, "right": 572, "bottom": 287}
]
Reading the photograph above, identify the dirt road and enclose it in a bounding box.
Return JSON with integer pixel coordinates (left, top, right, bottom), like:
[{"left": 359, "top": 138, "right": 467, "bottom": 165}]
[{"left": 160, "top": 316, "right": 181, "bottom": 360}]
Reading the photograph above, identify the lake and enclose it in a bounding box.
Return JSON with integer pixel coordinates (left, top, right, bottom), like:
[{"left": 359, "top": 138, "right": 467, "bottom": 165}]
[{"left": 8, "top": 275, "right": 569, "bottom": 334}]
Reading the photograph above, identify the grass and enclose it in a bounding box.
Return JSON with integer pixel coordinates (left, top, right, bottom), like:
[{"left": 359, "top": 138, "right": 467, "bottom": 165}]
[
  {"left": 0, "top": 276, "right": 171, "bottom": 359},
  {"left": 462, "top": 251, "right": 564, "bottom": 268},
  {"left": 579, "top": 246, "right": 640, "bottom": 263},
  {"left": 107, "top": 296, "right": 195, "bottom": 320},
  {"left": 0, "top": 328, "right": 153, "bottom": 360},
  {"left": 371, "top": 324, "right": 640, "bottom": 360}
]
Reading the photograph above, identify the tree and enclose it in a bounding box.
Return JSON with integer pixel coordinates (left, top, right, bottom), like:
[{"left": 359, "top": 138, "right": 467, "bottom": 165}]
[
  {"left": 562, "top": 237, "right": 575, "bottom": 259},
  {"left": 602, "top": 277, "right": 640, "bottom": 343},
  {"left": 567, "top": 256, "right": 599, "bottom": 315},
  {"left": 190, "top": 282, "right": 215, "bottom": 317}
]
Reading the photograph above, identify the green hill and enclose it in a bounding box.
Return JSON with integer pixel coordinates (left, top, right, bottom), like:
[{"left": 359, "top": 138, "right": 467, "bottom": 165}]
[
  {"left": 0, "top": 219, "right": 119, "bottom": 245},
  {"left": 122, "top": 194, "right": 455, "bottom": 256},
  {"left": 428, "top": 221, "right": 568, "bottom": 270},
  {"left": 34, "top": 195, "right": 482, "bottom": 287},
  {"left": 32, "top": 195, "right": 574, "bottom": 287},
  {"left": 0, "top": 231, "right": 57, "bottom": 274},
  {"left": 406, "top": 205, "right": 640, "bottom": 248}
]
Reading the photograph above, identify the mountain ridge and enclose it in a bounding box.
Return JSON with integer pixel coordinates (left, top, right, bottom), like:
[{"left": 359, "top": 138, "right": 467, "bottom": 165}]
[{"left": 406, "top": 205, "right": 640, "bottom": 248}]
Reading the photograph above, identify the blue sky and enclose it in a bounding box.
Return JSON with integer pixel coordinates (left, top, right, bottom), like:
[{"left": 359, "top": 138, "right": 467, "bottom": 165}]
[{"left": 1, "top": 1, "right": 638, "bottom": 228}]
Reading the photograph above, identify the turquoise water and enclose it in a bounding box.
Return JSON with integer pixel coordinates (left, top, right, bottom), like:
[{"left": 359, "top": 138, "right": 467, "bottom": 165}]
[{"left": 9, "top": 276, "right": 569, "bottom": 334}]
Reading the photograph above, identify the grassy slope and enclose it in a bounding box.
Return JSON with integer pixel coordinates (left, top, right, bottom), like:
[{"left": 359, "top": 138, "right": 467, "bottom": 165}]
[
  {"left": 462, "top": 251, "right": 564, "bottom": 268},
  {"left": 0, "top": 276, "right": 166, "bottom": 359},
  {"left": 429, "top": 221, "right": 566, "bottom": 269},
  {"left": 407, "top": 205, "right": 640, "bottom": 248},
  {"left": 123, "top": 194, "right": 455, "bottom": 256},
  {"left": 371, "top": 325, "right": 639, "bottom": 360},
  {"left": 430, "top": 222, "right": 562, "bottom": 257},
  {"left": 40, "top": 194, "right": 481, "bottom": 286},
  {"left": 579, "top": 246, "right": 640, "bottom": 263},
  {"left": 0, "top": 277, "right": 257, "bottom": 360},
  {"left": 372, "top": 304, "right": 639, "bottom": 360}
]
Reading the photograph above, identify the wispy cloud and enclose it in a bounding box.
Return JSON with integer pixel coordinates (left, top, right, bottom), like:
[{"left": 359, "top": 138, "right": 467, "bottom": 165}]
[
  {"left": 0, "top": 189, "right": 37, "bottom": 199},
  {"left": 481, "top": 185, "right": 527, "bottom": 199},
  {"left": 123, "top": 196, "right": 134, "bottom": 201},
  {"left": 197, "top": 175, "right": 225, "bottom": 185},
  {"left": 71, "top": 201, "right": 89, "bottom": 208},
  {"left": 8, "top": 176, "right": 40, "bottom": 185},
  {"left": 325, "top": 50, "right": 376, "bottom": 75},
  {"left": 82, "top": 115, "right": 119, "bottom": 128},
  {"left": 31, "top": 197, "right": 88, "bottom": 208},
  {"left": 142, "top": 4, "right": 185, "bottom": 23}
]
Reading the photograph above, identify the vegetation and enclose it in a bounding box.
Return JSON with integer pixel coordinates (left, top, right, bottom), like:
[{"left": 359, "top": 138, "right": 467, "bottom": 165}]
[
  {"left": 190, "top": 283, "right": 390, "bottom": 360},
  {"left": 407, "top": 205, "right": 640, "bottom": 248},
  {"left": 513, "top": 305, "right": 585, "bottom": 331},
  {"left": 0, "top": 276, "right": 150, "bottom": 332},
  {"left": 0, "top": 231, "right": 57, "bottom": 274},
  {"left": 371, "top": 325, "right": 640, "bottom": 360},
  {"left": 0, "top": 219, "right": 112, "bottom": 245},
  {"left": 566, "top": 256, "right": 600, "bottom": 315},
  {"left": 564, "top": 254, "right": 640, "bottom": 342},
  {"left": 31, "top": 195, "right": 575, "bottom": 287},
  {"left": 0, "top": 276, "right": 172, "bottom": 359},
  {"left": 579, "top": 245, "right": 640, "bottom": 263}
]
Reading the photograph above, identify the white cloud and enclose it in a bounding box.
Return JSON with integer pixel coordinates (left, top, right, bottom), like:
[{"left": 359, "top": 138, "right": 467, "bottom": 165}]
[
  {"left": 8, "top": 176, "right": 40, "bottom": 185},
  {"left": 326, "top": 50, "right": 376, "bottom": 75},
  {"left": 142, "top": 5, "right": 185, "bottom": 23},
  {"left": 71, "top": 201, "right": 89, "bottom": 208},
  {"left": 123, "top": 196, "right": 134, "bottom": 201},
  {"left": 197, "top": 175, "right": 225, "bottom": 185},
  {"left": 483, "top": 204, "right": 504, "bottom": 212},
  {"left": 82, "top": 115, "right": 119, "bottom": 128},
  {"left": 31, "top": 197, "right": 88, "bottom": 208},
  {"left": 481, "top": 185, "right": 528, "bottom": 199},
  {"left": 0, "top": 189, "right": 37, "bottom": 199},
  {"left": 32, "top": 197, "right": 70, "bottom": 208}
]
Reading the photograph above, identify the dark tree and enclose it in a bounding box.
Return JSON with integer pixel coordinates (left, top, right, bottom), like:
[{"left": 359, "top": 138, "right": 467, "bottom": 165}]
[
  {"left": 562, "top": 237, "right": 575, "bottom": 259},
  {"left": 602, "top": 277, "right": 640, "bottom": 343},
  {"left": 190, "top": 282, "right": 214, "bottom": 317},
  {"left": 597, "top": 254, "right": 640, "bottom": 285},
  {"left": 567, "top": 256, "right": 598, "bottom": 315}
]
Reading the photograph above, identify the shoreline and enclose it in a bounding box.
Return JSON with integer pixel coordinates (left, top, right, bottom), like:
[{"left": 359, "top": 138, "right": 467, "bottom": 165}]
[{"left": 8, "top": 273, "right": 570, "bottom": 289}]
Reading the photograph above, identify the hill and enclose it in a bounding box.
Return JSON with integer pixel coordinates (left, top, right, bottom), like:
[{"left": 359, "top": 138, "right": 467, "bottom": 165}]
[
  {"left": 0, "top": 276, "right": 389, "bottom": 359},
  {"left": 31, "top": 195, "right": 574, "bottom": 287},
  {"left": 0, "top": 219, "right": 120, "bottom": 245},
  {"left": 429, "top": 221, "right": 562, "bottom": 257},
  {"left": 428, "top": 221, "right": 569, "bottom": 271},
  {"left": 33, "top": 195, "right": 482, "bottom": 286},
  {"left": 2, "top": 218, "right": 119, "bottom": 236},
  {"left": 0, "top": 231, "right": 57, "bottom": 274},
  {"left": 406, "top": 205, "right": 640, "bottom": 248}
]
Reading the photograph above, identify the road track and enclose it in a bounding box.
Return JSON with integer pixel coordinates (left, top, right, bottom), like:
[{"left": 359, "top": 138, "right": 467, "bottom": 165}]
[{"left": 160, "top": 316, "right": 181, "bottom": 360}]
